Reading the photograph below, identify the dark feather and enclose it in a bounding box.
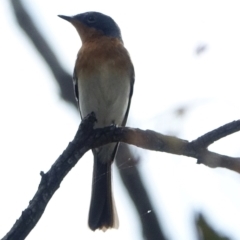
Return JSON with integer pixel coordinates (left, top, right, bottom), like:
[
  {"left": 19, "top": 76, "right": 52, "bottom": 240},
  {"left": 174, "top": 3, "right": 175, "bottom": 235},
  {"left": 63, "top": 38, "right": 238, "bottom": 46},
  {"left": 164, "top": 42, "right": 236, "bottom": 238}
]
[{"left": 122, "top": 65, "right": 134, "bottom": 126}]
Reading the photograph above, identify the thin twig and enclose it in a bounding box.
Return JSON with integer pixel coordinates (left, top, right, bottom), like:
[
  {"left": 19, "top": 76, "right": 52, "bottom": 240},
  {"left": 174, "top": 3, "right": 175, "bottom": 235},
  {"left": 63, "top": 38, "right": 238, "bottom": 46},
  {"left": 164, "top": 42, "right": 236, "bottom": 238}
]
[{"left": 190, "top": 120, "right": 240, "bottom": 148}]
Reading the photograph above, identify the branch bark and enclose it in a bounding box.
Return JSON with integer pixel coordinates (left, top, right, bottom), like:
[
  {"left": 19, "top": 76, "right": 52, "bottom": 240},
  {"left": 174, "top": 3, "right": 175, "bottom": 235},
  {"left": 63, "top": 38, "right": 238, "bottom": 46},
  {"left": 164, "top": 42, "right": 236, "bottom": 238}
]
[{"left": 2, "top": 114, "right": 240, "bottom": 240}]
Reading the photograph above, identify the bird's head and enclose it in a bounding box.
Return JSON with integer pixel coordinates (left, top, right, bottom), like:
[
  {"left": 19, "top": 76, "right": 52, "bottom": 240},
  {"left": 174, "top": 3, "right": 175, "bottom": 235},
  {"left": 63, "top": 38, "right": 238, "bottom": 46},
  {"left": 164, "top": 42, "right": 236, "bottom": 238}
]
[{"left": 58, "top": 12, "right": 122, "bottom": 43}]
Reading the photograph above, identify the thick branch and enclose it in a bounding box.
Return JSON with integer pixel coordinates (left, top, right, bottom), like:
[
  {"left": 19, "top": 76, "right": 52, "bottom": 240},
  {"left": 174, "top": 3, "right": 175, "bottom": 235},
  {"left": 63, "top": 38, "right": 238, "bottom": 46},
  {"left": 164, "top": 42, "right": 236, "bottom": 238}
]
[
  {"left": 1, "top": 114, "right": 96, "bottom": 240},
  {"left": 2, "top": 114, "right": 240, "bottom": 240}
]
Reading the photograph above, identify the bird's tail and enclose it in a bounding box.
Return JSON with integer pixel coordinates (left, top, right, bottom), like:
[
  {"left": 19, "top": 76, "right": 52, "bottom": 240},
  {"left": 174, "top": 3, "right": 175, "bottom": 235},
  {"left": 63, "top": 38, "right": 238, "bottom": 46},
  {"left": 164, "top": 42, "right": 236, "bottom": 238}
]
[{"left": 88, "top": 151, "right": 119, "bottom": 231}]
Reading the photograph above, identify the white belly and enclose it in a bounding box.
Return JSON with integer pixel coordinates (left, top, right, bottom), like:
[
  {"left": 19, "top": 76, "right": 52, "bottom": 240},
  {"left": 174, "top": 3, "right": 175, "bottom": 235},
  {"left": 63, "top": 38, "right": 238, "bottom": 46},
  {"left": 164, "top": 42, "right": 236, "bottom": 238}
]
[{"left": 77, "top": 67, "right": 130, "bottom": 128}]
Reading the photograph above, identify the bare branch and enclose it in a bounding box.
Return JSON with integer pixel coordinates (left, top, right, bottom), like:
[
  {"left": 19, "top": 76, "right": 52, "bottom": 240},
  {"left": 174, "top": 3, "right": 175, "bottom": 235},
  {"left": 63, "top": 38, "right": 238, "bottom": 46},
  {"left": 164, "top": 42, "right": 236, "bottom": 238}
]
[
  {"left": 91, "top": 120, "right": 240, "bottom": 173},
  {"left": 1, "top": 113, "right": 96, "bottom": 240},
  {"left": 2, "top": 114, "right": 240, "bottom": 240},
  {"left": 190, "top": 120, "right": 240, "bottom": 148}
]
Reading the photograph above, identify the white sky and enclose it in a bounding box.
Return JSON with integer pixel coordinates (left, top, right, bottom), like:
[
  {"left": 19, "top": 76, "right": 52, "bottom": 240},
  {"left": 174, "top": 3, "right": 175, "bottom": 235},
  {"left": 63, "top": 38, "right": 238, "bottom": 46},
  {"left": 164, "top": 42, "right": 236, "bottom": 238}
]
[{"left": 1, "top": 0, "right": 240, "bottom": 239}]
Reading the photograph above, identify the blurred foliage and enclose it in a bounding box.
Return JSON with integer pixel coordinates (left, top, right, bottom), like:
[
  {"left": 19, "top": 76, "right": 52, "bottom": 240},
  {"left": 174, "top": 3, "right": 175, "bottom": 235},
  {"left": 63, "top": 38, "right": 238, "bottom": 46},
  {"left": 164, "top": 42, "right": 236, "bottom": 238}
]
[{"left": 196, "top": 214, "right": 231, "bottom": 240}]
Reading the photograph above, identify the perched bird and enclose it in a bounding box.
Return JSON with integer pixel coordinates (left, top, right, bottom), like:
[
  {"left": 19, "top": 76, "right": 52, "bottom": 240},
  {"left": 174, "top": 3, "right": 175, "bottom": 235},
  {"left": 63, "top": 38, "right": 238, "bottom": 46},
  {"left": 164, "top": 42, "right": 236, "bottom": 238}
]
[{"left": 58, "top": 12, "right": 134, "bottom": 231}]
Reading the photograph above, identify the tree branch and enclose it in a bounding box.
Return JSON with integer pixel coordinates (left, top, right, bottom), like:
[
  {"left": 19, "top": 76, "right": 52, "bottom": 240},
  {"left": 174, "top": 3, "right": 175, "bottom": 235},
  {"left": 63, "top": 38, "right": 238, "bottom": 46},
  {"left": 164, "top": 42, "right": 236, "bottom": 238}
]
[
  {"left": 2, "top": 114, "right": 240, "bottom": 240},
  {"left": 92, "top": 120, "right": 240, "bottom": 173},
  {"left": 190, "top": 120, "right": 240, "bottom": 148},
  {"left": 9, "top": 0, "right": 77, "bottom": 108},
  {"left": 1, "top": 113, "right": 96, "bottom": 240}
]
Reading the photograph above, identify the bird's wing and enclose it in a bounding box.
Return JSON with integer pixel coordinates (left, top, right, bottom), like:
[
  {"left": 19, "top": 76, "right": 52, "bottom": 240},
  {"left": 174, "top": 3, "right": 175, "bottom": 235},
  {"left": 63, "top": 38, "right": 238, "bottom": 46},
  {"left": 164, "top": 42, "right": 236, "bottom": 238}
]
[
  {"left": 73, "top": 67, "right": 83, "bottom": 119},
  {"left": 73, "top": 67, "right": 79, "bottom": 102},
  {"left": 121, "top": 64, "right": 135, "bottom": 126}
]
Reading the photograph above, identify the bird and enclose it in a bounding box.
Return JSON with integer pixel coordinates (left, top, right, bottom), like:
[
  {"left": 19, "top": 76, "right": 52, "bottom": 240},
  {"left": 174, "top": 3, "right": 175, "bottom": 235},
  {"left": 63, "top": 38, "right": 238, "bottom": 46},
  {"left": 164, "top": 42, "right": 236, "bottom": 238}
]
[{"left": 58, "top": 12, "right": 134, "bottom": 231}]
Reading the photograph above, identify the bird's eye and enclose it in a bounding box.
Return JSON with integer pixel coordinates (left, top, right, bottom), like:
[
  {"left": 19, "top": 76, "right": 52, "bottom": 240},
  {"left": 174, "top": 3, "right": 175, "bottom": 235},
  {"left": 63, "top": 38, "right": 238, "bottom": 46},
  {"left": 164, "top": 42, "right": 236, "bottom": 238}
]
[{"left": 87, "top": 15, "right": 95, "bottom": 23}]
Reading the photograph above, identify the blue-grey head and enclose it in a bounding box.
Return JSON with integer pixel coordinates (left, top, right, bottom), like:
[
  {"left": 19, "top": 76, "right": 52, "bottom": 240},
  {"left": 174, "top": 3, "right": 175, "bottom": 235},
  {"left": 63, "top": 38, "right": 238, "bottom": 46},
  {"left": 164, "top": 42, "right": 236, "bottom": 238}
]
[{"left": 58, "top": 12, "right": 122, "bottom": 42}]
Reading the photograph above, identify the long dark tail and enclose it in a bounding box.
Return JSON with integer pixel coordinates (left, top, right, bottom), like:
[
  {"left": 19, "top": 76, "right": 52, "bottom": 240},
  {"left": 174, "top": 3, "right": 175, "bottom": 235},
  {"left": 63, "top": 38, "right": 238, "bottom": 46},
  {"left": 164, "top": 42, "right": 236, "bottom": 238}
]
[{"left": 88, "top": 153, "right": 118, "bottom": 231}]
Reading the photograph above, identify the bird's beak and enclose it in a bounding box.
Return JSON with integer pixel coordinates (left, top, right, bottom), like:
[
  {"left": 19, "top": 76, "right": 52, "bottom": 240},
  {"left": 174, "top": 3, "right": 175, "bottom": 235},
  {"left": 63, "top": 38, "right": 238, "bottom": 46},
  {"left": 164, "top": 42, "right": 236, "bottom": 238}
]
[{"left": 58, "top": 15, "right": 73, "bottom": 22}]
